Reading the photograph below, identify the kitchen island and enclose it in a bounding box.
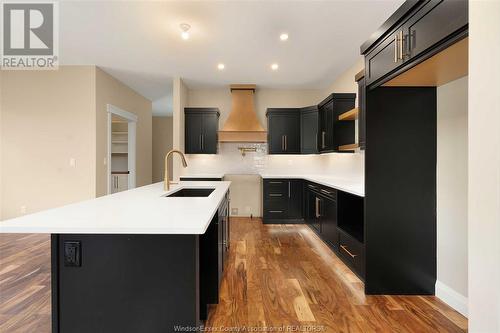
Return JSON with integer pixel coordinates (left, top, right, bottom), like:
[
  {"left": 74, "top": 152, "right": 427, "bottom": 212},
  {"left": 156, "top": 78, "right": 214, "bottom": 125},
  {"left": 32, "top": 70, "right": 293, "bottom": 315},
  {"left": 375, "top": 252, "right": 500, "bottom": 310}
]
[{"left": 0, "top": 181, "right": 231, "bottom": 333}]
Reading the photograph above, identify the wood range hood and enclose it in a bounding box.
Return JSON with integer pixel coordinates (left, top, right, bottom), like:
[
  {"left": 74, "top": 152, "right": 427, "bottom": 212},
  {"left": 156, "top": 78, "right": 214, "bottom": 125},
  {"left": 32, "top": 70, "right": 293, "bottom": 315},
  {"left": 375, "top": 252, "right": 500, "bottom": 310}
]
[{"left": 218, "top": 84, "right": 267, "bottom": 142}]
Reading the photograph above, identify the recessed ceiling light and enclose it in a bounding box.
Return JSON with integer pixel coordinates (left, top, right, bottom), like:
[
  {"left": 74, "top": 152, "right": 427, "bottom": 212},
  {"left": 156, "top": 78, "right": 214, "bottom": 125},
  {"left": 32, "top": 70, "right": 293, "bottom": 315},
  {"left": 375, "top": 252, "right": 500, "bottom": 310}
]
[
  {"left": 280, "top": 33, "right": 289, "bottom": 41},
  {"left": 217, "top": 63, "right": 225, "bottom": 70},
  {"left": 180, "top": 23, "right": 191, "bottom": 40},
  {"left": 271, "top": 63, "right": 279, "bottom": 71}
]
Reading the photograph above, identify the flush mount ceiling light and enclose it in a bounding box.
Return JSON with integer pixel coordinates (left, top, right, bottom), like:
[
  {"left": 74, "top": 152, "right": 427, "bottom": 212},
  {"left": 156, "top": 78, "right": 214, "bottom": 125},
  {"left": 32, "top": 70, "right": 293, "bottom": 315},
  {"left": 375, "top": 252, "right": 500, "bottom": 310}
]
[
  {"left": 217, "top": 63, "right": 225, "bottom": 70},
  {"left": 271, "top": 63, "right": 279, "bottom": 71},
  {"left": 180, "top": 23, "right": 191, "bottom": 40},
  {"left": 279, "top": 33, "right": 289, "bottom": 41}
]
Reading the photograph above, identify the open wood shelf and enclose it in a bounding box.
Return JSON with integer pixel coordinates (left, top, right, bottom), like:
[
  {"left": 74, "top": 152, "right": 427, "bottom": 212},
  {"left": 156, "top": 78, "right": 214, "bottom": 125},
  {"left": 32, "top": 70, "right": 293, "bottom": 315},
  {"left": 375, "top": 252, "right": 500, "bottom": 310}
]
[
  {"left": 338, "top": 108, "right": 359, "bottom": 121},
  {"left": 338, "top": 143, "right": 359, "bottom": 151}
]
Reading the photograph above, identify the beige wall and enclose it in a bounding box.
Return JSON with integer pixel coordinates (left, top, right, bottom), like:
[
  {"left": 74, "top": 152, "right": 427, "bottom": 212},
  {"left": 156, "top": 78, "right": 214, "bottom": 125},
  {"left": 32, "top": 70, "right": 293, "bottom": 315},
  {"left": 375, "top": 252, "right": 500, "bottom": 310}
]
[
  {"left": 152, "top": 116, "right": 173, "bottom": 182},
  {"left": 436, "top": 76, "right": 468, "bottom": 309},
  {"left": 469, "top": 1, "right": 500, "bottom": 331},
  {"left": 172, "top": 77, "right": 187, "bottom": 181},
  {"left": 95, "top": 67, "right": 152, "bottom": 197},
  {"left": 322, "top": 58, "right": 364, "bottom": 104},
  {"left": 0, "top": 67, "right": 96, "bottom": 220}
]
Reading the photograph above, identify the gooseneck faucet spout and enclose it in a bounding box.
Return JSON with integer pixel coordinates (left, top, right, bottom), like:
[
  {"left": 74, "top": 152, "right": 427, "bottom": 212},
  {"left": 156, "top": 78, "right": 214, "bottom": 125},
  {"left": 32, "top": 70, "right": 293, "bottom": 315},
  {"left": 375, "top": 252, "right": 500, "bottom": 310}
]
[{"left": 164, "top": 149, "right": 188, "bottom": 191}]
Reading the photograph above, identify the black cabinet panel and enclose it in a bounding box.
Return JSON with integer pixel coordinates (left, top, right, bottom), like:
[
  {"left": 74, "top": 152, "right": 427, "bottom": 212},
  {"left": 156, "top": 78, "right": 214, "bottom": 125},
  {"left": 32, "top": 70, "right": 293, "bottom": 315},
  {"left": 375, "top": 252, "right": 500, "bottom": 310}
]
[
  {"left": 202, "top": 113, "right": 219, "bottom": 154},
  {"left": 263, "top": 179, "right": 303, "bottom": 223},
  {"left": 405, "top": 0, "right": 468, "bottom": 59},
  {"left": 356, "top": 73, "right": 366, "bottom": 150},
  {"left": 185, "top": 108, "right": 220, "bottom": 154},
  {"left": 365, "top": 87, "right": 436, "bottom": 295},
  {"left": 185, "top": 112, "right": 203, "bottom": 154},
  {"left": 267, "top": 109, "right": 301, "bottom": 154},
  {"left": 365, "top": 30, "right": 404, "bottom": 86},
  {"left": 362, "top": 0, "right": 467, "bottom": 88},
  {"left": 318, "top": 94, "right": 356, "bottom": 153},
  {"left": 300, "top": 106, "right": 318, "bottom": 154},
  {"left": 288, "top": 180, "right": 303, "bottom": 219},
  {"left": 319, "top": 195, "right": 338, "bottom": 250}
]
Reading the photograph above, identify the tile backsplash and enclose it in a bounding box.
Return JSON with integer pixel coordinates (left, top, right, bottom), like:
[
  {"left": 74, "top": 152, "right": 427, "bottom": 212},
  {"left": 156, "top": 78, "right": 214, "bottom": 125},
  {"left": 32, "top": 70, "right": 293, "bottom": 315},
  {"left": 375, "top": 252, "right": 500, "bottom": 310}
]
[{"left": 183, "top": 142, "right": 364, "bottom": 180}]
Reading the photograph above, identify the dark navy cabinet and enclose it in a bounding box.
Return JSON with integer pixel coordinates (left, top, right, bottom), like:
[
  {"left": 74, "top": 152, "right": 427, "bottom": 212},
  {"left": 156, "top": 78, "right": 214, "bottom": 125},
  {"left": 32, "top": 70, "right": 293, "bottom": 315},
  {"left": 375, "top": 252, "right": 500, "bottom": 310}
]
[
  {"left": 300, "top": 106, "right": 319, "bottom": 154},
  {"left": 266, "top": 109, "right": 301, "bottom": 154},
  {"left": 185, "top": 108, "right": 220, "bottom": 154}
]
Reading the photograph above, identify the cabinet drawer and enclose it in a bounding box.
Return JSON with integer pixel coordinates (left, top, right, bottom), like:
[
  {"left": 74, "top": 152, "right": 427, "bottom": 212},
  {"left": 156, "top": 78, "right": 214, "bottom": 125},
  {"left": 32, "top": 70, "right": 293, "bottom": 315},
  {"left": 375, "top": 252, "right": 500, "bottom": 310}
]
[
  {"left": 338, "top": 231, "right": 364, "bottom": 278},
  {"left": 264, "top": 207, "right": 287, "bottom": 219},
  {"left": 264, "top": 179, "right": 288, "bottom": 194},
  {"left": 264, "top": 197, "right": 287, "bottom": 210}
]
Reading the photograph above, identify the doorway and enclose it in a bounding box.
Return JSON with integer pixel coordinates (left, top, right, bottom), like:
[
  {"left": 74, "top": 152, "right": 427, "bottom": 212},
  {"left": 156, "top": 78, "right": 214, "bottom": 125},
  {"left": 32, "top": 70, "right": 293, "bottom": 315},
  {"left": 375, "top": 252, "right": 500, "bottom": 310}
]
[{"left": 107, "top": 104, "right": 137, "bottom": 194}]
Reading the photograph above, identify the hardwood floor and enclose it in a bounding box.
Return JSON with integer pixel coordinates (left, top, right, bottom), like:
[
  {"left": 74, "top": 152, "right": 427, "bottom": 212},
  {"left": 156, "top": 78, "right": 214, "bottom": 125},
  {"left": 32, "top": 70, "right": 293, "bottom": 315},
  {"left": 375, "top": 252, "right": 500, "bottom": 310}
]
[{"left": 0, "top": 218, "right": 467, "bottom": 332}]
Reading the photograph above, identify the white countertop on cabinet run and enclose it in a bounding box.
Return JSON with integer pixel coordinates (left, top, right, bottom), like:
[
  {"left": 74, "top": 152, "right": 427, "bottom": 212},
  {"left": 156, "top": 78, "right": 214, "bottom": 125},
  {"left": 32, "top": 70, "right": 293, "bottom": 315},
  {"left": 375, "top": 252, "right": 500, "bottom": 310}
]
[
  {"left": 260, "top": 174, "right": 364, "bottom": 197},
  {"left": 0, "top": 181, "right": 231, "bottom": 234}
]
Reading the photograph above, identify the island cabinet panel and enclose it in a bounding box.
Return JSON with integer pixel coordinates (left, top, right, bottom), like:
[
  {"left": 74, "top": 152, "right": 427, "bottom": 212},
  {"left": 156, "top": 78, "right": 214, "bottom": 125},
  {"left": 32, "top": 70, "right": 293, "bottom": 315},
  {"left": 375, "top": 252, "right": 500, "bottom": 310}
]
[
  {"left": 263, "top": 179, "right": 303, "bottom": 223},
  {"left": 362, "top": 0, "right": 468, "bottom": 87},
  {"left": 266, "top": 109, "right": 301, "bottom": 154},
  {"left": 185, "top": 108, "right": 220, "bottom": 154},
  {"left": 300, "top": 106, "right": 319, "bottom": 154},
  {"left": 52, "top": 234, "right": 202, "bottom": 333}
]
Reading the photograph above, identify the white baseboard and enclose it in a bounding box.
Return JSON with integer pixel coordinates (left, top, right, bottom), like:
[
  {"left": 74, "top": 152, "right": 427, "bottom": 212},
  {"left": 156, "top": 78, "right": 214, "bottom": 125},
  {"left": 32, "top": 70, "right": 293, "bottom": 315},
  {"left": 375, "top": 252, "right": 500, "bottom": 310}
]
[{"left": 435, "top": 280, "right": 468, "bottom": 317}]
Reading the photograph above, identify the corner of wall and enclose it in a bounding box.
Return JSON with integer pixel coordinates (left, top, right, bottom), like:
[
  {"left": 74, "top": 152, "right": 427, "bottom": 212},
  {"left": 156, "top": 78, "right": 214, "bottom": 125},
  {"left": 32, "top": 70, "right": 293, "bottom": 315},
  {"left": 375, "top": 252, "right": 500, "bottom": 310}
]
[
  {"left": 435, "top": 280, "right": 468, "bottom": 317},
  {"left": 172, "top": 77, "right": 187, "bottom": 181}
]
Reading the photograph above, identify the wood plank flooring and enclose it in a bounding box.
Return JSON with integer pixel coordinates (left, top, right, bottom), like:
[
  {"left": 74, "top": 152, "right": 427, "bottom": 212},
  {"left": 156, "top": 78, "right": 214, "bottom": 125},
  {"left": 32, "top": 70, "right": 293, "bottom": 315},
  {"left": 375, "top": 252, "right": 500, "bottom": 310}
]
[
  {"left": 206, "top": 217, "right": 467, "bottom": 332},
  {"left": 0, "top": 217, "right": 467, "bottom": 332}
]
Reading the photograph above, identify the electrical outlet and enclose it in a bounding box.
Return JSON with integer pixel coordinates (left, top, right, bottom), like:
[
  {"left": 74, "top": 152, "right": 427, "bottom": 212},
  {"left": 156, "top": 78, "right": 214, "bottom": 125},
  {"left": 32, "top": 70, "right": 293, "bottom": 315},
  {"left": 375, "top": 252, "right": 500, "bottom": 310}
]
[
  {"left": 20, "top": 205, "right": 27, "bottom": 214},
  {"left": 231, "top": 208, "right": 238, "bottom": 216},
  {"left": 64, "top": 241, "right": 81, "bottom": 267},
  {"left": 245, "top": 206, "right": 251, "bottom": 213},
  {"left": 69, "top": 158, "right": 76, "bottom": 167}
]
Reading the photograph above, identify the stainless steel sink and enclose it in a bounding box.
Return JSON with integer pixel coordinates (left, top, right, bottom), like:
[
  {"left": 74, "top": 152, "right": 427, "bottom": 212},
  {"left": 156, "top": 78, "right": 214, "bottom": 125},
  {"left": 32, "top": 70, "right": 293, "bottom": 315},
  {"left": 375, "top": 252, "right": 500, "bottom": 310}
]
[{"left": 164, "top": 188, "right": 215, "bottom": 197}]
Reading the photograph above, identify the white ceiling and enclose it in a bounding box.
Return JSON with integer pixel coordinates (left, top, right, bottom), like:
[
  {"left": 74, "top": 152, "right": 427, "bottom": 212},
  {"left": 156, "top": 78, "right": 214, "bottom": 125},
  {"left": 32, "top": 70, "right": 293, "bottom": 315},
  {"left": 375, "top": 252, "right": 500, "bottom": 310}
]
[{"left": 59, "top": 0, "right": 404, "bottom": 116}]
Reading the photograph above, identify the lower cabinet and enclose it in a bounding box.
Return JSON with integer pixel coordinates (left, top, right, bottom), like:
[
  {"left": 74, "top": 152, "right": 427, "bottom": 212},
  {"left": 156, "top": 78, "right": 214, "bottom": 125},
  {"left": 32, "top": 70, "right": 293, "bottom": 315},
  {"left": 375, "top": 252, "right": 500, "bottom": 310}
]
[
  {"left": 305, "top": 183, "right": 338, "bottom": 250},
  {"left": 111, "top": 174, "right": 128, "bottom": 193},
  {"left": 305, "top": 181, "right": 365, "bottom": 280},
  {"left": 263, "top": 179, "right": 303, "bottom": 223}
]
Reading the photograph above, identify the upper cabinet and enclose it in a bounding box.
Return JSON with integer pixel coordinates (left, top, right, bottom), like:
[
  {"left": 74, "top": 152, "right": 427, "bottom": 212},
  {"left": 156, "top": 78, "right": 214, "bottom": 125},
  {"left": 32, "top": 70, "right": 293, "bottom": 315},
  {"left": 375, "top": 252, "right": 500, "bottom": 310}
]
[
  {"left": 266, "top": 108, "right": 301, "bottom": 154},
  {"left": 318, "top": 93, "right": 356, "bottom": 153},
  {"left": 185, "top": 108, "right": 220, "bottom": 154},
  {"left": 300, "top": 106, "right": 319, "bottom": 154},
  {"left": 362, "top": 0, "right": 468, "bottom": 87}
]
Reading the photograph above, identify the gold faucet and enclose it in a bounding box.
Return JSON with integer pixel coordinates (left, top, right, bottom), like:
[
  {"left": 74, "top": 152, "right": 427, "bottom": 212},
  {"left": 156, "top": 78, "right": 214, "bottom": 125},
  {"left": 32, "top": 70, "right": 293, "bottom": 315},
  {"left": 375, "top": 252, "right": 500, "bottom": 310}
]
[{"left": 164, "top": 149, "right": 188, "bottom": 191}]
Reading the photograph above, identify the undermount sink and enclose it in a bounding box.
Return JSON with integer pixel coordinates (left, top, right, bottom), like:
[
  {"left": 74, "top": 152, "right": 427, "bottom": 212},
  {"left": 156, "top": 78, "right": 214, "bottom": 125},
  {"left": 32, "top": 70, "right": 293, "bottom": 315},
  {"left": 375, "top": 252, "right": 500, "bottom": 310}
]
[{"left": 164, "top": 188, "right": 215, "bottom": 197}]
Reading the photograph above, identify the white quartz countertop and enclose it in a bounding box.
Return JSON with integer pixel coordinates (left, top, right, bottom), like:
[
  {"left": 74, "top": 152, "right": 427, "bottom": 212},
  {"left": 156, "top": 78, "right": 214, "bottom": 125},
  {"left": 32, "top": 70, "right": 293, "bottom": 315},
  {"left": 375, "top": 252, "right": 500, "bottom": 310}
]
[
  {"left": 260, "top": 174, "right": 364, "bottom": 197},
  {"left": 0, "top": 181, "right": 231, "bottom": 234},
  {"left": 180, "top": 173, "right": 225, "bottom": 179}
]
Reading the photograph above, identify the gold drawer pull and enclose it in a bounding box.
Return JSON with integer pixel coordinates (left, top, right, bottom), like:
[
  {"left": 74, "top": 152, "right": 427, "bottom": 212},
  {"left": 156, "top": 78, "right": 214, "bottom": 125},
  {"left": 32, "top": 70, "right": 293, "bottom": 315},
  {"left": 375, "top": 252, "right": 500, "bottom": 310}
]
[
  {"left": 269, "top": 194, "right": 282, "bottom": 197},
  {"left": 340, "top": 245, "right": 357, "bottom": 258},
  {"left": 269, "top": 210, "right": 283, "bottom": 213}
]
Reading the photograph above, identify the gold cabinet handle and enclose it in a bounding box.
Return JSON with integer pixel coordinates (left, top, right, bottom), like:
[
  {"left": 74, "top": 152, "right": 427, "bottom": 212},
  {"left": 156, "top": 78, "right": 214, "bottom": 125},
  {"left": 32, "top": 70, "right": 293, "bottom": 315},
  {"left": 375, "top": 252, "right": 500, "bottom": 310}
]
[
  {"left": 394, "top": 32, "right": 398, "bottom": 62},
  {"left": 315, "top": 197, "right": 321, "bottom": 218},
  {"left": 269, "top": 193, "right": 282, "bottom": 197},
  {"left": 340, "top": 245, "right": 357, "bottom": 258},
  {"left": 399, "top": 30, "right": 404, "bottom": 60},
  {"left": 321, "top": 131, "right": 326, "bottom": 149}
]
